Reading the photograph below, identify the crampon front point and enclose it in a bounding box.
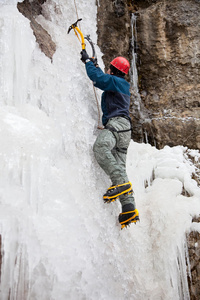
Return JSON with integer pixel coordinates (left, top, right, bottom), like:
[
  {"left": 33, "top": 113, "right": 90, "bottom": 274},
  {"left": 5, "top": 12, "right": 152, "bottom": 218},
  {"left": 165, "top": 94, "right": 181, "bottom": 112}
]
[{"left": 119, "top": 208, "right": 139, "bottom": 229}]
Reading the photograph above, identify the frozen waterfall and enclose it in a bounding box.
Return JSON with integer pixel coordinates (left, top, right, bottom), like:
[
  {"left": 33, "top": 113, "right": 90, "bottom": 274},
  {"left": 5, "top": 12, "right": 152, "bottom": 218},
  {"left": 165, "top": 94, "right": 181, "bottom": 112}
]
[{"left": 0, "top": 2, "right": 200, "bottom": 300}]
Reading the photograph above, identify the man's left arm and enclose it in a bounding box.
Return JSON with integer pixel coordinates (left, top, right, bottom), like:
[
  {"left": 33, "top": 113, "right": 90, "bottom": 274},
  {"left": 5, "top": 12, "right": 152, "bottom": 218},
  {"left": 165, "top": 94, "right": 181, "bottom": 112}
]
[{"left": 80, "top": 50, "right": 115, "bottom": 91}]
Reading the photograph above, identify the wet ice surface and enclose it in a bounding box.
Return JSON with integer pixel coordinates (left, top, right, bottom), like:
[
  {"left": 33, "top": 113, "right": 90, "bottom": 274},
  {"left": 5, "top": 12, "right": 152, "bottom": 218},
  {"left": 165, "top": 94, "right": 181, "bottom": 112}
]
[{"left": 0, "top": 2, "right": 200, "bottom": 300}]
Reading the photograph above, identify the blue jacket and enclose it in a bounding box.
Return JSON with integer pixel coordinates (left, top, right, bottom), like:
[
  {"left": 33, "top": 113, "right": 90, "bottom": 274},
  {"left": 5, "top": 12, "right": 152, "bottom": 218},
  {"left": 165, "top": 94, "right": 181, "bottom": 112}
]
[{"left": 85, "top": 61, "right": 130, "bottom": 126}]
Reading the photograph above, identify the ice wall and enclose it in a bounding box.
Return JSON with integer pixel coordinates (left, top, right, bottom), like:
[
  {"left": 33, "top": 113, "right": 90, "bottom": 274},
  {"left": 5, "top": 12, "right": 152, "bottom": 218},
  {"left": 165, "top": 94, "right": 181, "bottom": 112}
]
[{"left": 0, "top": 1, "right": 200, "bottom": 300}]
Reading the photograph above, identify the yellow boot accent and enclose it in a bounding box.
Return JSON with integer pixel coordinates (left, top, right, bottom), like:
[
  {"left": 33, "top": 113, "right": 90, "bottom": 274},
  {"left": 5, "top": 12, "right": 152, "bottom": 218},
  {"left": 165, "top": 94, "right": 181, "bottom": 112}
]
[
  {"left": 103, "top": 182, "right": 132, "bottom": 201},
  {"left": 119, "top": 209, "right": 139, "bottom": 229}
]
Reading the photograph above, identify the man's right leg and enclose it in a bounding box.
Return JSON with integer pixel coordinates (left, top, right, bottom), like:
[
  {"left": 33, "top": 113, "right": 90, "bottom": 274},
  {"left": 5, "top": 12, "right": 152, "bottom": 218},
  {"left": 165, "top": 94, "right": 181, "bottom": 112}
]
[{"left": 112, "top": 148, "right": 136, "bottom": 207}]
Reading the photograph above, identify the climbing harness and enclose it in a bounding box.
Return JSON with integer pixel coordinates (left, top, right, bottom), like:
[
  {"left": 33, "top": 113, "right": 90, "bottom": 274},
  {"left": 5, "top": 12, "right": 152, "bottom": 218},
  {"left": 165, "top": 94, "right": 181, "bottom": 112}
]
[
  {"left": 105, "top": 116, "right": 132, "bottom": 133},
  {"left": 104, "top": 117, "right": 132, "bottom": 154},
  {"left": 105, "top": 124, "right": 132, "bottom": 134}
]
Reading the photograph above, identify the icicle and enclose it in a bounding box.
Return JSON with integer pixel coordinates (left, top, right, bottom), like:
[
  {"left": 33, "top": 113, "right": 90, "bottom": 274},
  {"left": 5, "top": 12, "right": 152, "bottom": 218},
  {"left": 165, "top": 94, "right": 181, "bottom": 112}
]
[
  {"left": 130, "top": 13, "right": 143, "bottom": 115},
  {"left": 130, "top": 13, "right": 138, "bottom": 92},
  {"left": 0, "top": 6, "right": 34, "bottom": 106},
  {"left": 176, "top": 239, "right": 190, "bottom": 300},
  {"left": 144, "top": 129, "right": 148, "bottom": 144}
]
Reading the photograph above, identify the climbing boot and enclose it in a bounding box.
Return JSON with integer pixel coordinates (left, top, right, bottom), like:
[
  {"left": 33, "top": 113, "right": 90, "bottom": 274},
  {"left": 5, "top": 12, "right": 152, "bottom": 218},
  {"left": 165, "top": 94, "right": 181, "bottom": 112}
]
[
  {"left": 103, "top": 182, "right": 133, "bottom": 203},
  {"left": 119, "top": 203, "right": 139, "bottom": 229}
]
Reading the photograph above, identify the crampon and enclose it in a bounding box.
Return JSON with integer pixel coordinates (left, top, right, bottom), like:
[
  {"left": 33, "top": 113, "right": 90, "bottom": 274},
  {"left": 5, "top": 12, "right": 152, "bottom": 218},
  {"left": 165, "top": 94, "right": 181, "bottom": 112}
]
[
  {"left": 103, "top": 182, "right": 133, "bottom": 203},
  {"left": 119, "top": 208, "right": 139, "bottom": 229}
]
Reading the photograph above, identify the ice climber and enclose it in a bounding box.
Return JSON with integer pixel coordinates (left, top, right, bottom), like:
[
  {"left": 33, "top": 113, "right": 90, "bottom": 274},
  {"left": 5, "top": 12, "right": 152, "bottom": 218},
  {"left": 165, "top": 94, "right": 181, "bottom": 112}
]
[{"left": 80, "top": 50, "right": 139, "bottom": 229}]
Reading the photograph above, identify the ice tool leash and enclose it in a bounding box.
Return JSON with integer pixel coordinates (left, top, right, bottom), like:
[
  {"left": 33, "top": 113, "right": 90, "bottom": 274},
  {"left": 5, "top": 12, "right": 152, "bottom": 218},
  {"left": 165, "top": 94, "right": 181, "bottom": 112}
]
[
  {"left": 68, "top": 18, "right": 103, "bottom": 130},
  {"left": 84, "top": 35, "right": 98, "bottom": 66}
]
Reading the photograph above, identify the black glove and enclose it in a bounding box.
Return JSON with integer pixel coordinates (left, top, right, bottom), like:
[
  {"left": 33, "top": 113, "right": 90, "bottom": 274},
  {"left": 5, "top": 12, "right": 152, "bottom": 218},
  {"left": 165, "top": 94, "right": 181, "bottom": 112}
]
[
  {"left": 80, "top": 50, "right": 89, "bottom": 63},
  {"left": 90, "top": 57, "right": 98, "bottom": 67}
]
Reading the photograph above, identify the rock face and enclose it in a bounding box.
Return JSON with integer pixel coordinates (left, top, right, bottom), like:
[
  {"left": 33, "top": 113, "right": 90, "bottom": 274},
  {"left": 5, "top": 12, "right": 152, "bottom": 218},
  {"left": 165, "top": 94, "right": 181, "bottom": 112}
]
[
  {"left": 97, "top": 0, "right": 131, "bottom": 71},
  {"left": 97, "top": 0, "right": 200, "bottom": 151},
  {"left": 17, "top": 0, "right": 56, "bottom": 60},
  {"left": 135, "top": 0, "right": 200, "bottom": 150}
]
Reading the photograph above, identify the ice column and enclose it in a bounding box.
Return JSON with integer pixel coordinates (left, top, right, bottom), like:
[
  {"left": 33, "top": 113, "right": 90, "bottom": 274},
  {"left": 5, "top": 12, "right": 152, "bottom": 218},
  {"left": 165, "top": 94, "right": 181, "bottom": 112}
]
[
  {"left": 130, "top": 13, "right": 142, "bottom": 112},
  {"left": 0, "top": 5, "right": 34, "bottom": 106},
  {"left": 131, "top": 13, "right": 138, "bottom": 92}
]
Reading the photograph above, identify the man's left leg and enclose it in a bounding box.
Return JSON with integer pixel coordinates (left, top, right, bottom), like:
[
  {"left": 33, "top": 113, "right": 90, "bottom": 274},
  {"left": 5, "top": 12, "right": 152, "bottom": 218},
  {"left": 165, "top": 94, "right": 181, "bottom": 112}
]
[
  {"left": 110, "top": 120, "right": 139, "bottom": 228},
  {"left": 93, "top": 129, "right": 125, "bottom": 184}
]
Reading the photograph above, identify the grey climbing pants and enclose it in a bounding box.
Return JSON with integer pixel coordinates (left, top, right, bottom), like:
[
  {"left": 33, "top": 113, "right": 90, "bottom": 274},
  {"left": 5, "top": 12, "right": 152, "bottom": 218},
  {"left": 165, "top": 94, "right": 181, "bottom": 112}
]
[{"left": 93, "top": 116, "right": 135, "bottom": 207}]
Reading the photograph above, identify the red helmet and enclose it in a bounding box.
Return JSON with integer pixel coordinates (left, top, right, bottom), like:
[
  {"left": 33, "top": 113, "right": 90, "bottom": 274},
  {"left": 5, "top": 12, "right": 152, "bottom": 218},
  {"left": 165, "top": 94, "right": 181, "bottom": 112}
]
[{"left": 110, "top": 57, "right": 130, "bottom": 74}]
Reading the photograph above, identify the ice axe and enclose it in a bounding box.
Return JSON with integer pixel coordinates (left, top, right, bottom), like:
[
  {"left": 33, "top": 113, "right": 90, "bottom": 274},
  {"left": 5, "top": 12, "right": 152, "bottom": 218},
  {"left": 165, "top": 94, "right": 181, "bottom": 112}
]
[
  {"left": 68, "top": 19, "right": 98, "bottom": 66},
  {"left": 68, "top": 19, "right": 86, "bottom": 50}
]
